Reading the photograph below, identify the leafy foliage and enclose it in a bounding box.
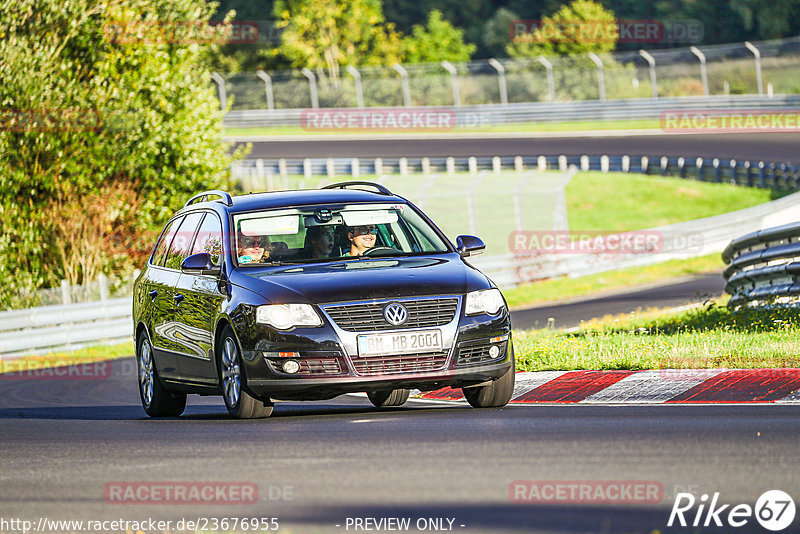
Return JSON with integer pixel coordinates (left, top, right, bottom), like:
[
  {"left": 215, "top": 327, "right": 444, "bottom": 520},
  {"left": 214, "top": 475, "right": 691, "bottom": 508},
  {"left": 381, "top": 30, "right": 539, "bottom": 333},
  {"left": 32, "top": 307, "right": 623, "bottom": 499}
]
[
  {"left": 0, "top": 0, "right": 242, "bottom": 307},
  {"left": 401, "top": 10, "right": 476, "bottom": 64}
]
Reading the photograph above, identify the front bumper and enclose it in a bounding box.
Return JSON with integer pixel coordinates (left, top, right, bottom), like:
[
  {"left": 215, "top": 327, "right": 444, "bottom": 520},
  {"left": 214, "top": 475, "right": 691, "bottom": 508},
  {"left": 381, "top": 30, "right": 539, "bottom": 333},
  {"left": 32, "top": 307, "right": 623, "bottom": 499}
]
[{"left": 235, "top": 296, "right": 512, "bottom": 401}]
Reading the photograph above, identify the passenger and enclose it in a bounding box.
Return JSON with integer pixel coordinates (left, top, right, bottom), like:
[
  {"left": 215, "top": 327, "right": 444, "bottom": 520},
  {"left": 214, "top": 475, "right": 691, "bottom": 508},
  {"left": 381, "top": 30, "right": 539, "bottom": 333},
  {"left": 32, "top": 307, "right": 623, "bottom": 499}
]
[
  {"left": 343, "top": 224, "right": 377, "bottom": 257},
  {"left": 237, "top": 233, "right": 270, "bottom": 264},
  {"left": 302, "top": 226, "right": 335, "bottom": 259}
]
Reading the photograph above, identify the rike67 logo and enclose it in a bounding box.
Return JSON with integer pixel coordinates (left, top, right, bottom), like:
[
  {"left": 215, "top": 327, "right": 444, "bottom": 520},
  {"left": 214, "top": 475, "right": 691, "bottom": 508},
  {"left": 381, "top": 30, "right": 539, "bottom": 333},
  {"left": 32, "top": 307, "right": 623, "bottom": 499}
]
[{"left": 668, "top": 490, "right": 796, "bottom": 531}]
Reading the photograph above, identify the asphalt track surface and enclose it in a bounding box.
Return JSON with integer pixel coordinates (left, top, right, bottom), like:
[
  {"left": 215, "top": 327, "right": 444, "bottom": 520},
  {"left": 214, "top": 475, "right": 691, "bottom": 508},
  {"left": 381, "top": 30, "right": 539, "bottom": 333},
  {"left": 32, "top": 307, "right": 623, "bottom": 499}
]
[
  {"left": 2, "top": 362, "right": 800, "bottom": 534},
  {"left": 510, "top": 273, "right": 726, "bottom": 330},
  {"left": 238, "top": 132, "right": 800, "bottom": 163}
]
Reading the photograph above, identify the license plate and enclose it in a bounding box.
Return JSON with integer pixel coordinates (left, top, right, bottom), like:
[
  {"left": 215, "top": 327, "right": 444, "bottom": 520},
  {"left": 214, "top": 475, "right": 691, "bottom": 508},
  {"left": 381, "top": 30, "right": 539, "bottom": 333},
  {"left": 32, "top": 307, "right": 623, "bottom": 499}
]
[{"left": 357, "top": 329, "right": 443, "bottom": 357}]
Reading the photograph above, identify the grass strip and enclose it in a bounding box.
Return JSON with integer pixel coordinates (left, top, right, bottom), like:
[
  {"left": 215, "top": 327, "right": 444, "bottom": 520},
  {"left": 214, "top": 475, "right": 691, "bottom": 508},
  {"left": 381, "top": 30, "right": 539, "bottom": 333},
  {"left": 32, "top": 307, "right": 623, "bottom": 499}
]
[{"left": 0, "top": 342, "right": 134, "bottom": 374}]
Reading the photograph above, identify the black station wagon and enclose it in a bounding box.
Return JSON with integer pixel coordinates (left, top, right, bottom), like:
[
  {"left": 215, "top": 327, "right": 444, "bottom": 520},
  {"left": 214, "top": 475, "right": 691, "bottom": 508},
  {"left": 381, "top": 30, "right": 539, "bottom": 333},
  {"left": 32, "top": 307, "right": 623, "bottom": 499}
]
[{"left": 132, "top": 182, "right": 514, "bottom": 418}]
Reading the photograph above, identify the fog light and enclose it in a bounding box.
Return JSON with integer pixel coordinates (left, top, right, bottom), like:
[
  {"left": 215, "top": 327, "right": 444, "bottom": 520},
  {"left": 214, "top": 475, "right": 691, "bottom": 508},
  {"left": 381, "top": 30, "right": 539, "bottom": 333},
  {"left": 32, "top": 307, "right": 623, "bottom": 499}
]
[
  {"left": 488, "top": 345, "right": 500, "bottom": 358},
  {"left": 282, "top": 360, "right": 300, "bottom": 374}
]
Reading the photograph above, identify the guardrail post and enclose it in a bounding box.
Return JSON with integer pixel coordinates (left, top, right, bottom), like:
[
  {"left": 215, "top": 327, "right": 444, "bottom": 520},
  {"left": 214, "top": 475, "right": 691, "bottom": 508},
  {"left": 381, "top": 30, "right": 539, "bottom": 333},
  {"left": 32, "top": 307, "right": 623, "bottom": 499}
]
[
  {"left": 758, "top": 161, "right": 766, "bottom": 188},
  {"left": 622, "top": 155, "right": 630, "bottom": 173},
  {"left": 588, "top": 53, "right": 606, "bottom": 101},
  {"left": 61, "top": 280, "right": 70, "bottom": 306},
  {"left": 468, "top": 156, "right": 478, "bottom": 175},
  {"left": 713, "top": 158, "right": 721, "bottom": 182},
  {"left": 446, "top": 157, "right": 455, "bottom": 175},
  {"left": 558, "top": 155, "right": 567, "bottom": 171},
  {"left": 678, "top": 157, "right": 686, "bottom": 178},
  {"left": 744, "top": 41, "right": 764, "bottom": 96},
  {"left": 346, "top": 66, "right": 365, "bottom": 108},
  {"left": 374, "top": 157, "right": 383, "bottom": 176},
  {"left": 661, "top": 156, "right": 669, "bottom": 176},
  {"left": 696, "top": 157, "right": 704, "bottom": 180},
  {"left": 303, "top": 158, "right": 312, "bottom": 180},
  {"left": 689, "top": 46, "right": 709, "bottom": 96},
  {"left": 422, "top": 157, "right": 431, "bottom": 175},
  {"left": 639, "top": 49, "right": 658, "bottom": 98},
  {"left": 538, "top": 156, "right": 547, "bottom": 171},
  {"left": 326, "top": 158, "right": 335, "bottom": 179},
  {"left": 392, "top": 64, "right": 411, "bottom": 107},
  {"left": 278, "top": 159, "right": 288, "bottom": 186},
  {"left": 744, "top": 161, "right": 753, "bottom": 187},
  {"left": 98, "top": 273, "right": 109, "bottom": 302},
  {"left": 514, "top": 155, "right": 524, "bottom": 172},
  {"left": 400, "top": 157, "right": 409, "bottom": 176},
  {"left": 254, "top": 159, "right": 265, "bottom": 190},
  {"left": 256, "top": 70, "right": 275, "bottom": 110},
  {"left": 729, "top": 159, "right": 738, "bottom": 185},
  {"left": 601, "top": 155, "right": 609, "bottom": 173},
  {"left": 301, "top": 68, "right": 319, "bottom": 109},
  {"left": 441, "top": 61, "right": 461, "bottom": 106},
  {"left": 537, "top": 56, "right": 556, "bottom": 101},
  {"left": 211, "top": 72, "right": 227, "bottom": 111},
  {"left": 641, "top": 156, "right": 649, "bottom": 174},
  {"left": 351, "top": 158, "right": 360, "bottom": 178},
  {"left": 580, "top": 155, "right": 590, "bottom": 171},
  {"left": 492, "top": 156, "right": 502, "bottom": 173},
  {"left": 488, "top": 58, "right": 508, "bottom": 105}
]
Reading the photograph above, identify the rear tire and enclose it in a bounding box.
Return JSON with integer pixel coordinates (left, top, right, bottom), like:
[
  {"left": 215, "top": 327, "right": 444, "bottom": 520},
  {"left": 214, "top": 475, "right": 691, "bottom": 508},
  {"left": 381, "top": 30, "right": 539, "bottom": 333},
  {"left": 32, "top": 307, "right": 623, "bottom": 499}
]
[
  {"left": 462, "top": 346, "right": 515, "bottom": 408},
  {"left": 137, "top": 330, "right": 186, "bottom": 417},
  {"left": 218, "top": 326, "right": 273, "bottom": 419},
  {"left": 367, "top": 388, "right": 410, "bottom": 407}
]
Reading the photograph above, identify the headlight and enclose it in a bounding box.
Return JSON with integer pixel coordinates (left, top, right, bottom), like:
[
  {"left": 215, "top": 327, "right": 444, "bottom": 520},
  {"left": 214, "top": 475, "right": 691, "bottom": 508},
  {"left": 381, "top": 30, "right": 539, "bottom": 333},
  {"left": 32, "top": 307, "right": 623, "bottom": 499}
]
[
  {"left": 465, "top": 289, "right": 505, "bottom": 316},
  {"left": 256, "top": 304, "right": 322, "bottom": 329}
]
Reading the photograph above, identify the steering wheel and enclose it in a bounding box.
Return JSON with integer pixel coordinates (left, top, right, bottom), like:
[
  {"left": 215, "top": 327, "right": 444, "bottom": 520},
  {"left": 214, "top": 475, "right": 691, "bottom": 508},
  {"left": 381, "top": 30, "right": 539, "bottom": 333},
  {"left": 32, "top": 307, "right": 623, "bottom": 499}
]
[{"left": 362, "top": 246, "right": 401, "bottom": 257}]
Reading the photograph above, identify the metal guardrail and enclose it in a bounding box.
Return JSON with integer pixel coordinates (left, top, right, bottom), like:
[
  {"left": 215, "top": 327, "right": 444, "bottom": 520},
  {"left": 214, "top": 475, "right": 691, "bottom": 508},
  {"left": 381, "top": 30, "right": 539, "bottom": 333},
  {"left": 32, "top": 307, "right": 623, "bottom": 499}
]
[
  {"left": 223, "top": 94, "right": 800, "bottom": 129},
  {"left": 0, "top": 298, "right": 132, "bottom": 358},
  {"left": 723, "top": 222, "right": 800, "bottom": 308}
]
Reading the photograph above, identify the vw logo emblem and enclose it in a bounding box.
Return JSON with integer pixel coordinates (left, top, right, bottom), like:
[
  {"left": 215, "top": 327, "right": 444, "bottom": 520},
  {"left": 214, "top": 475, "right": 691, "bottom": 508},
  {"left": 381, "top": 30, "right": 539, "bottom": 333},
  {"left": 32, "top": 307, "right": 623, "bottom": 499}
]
[{"left": 384, "top": 303, "right": 408, "bottom": 326}]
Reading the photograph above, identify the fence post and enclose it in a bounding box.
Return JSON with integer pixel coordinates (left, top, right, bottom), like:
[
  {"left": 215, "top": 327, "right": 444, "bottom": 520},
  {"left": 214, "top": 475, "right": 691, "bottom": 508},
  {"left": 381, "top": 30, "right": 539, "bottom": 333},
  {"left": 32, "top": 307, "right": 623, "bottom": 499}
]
[
  {"left": 300, "top": 68, "right": 319, "bottom": 109},
  {"left": 537, "top": 56, "right": 556, "bottom": 101},
  {"left": 256, "top": 70, "right": 275, "bottom": 110},
  {"left": 61, "top": 280, "right": 71, "bottom": 306},
  {"left": 588, "top": 53, "right": 606, "bottom": 101},
  {"left": 690, "top": 46, "right": 709, "bottom": 96},
  {"left": 346, "top": 66, "right": 365, "bottom": 108},
  {"left": 744, "top": 41, "right": 764, "bottom": 96},
  {"left": 392, "top": 64, "right": 411, "bottom": 107},
  {"left": 488, "top": 58, "right": 508, "bottom": 105},
  {"left": 210, "top": 72, "right": 227, "bottom": 111},
  {"left": 639, "top": 49, "right": 658, "bottom": 98},
  {"left": 441, "top": 61, "right": 461, "bottom": 106},
  {"left": 98, "top": 273, "right": 109, "bottom": 302}
]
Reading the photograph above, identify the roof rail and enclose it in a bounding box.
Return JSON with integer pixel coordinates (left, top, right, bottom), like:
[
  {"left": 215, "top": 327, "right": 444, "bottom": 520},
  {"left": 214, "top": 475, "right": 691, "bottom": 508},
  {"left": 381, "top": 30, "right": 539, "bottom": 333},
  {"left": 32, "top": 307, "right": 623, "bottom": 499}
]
[
  {"left": 184, "top": 190, "right": 234, "bottom": 207},
  {"left": 321, "top": 181, "right": 393, "bottom": 196}
]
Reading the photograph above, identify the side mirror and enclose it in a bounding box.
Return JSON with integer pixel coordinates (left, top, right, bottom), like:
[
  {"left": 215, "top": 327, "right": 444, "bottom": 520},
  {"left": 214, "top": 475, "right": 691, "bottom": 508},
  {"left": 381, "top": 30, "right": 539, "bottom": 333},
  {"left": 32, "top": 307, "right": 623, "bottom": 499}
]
[
  {"left": 181, "top": 253, "right": 221, "bottom": 276},
  {"left": 456, "top": 235, "right": 485, "bottom": 257}
]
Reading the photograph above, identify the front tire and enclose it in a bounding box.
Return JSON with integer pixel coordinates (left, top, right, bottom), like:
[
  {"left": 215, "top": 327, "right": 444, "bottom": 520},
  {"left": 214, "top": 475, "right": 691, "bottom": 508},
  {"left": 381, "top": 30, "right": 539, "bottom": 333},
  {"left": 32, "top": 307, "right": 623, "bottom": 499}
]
[
  {"left": 367, "top": 388, "right": 410, "bottom": 407},
  {"left": 462, "top": 346, "right": 515, "bottom": 408},
  {"left": 136, "top": 330, "right": 186, "bottom": 417},
  {"left": 218, "top": 326, "right": 273, "bottom": 419}
]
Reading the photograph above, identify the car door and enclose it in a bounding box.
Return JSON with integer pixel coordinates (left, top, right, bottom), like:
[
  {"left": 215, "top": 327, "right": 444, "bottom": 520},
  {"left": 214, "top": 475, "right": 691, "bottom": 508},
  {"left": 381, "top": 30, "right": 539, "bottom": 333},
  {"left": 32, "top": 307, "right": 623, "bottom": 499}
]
[
  {"left": 173, "top": 212, "right": 225, "bottom": 385},
  {"left": 151, "top": 212, "right": 204, "bottom": 377}
]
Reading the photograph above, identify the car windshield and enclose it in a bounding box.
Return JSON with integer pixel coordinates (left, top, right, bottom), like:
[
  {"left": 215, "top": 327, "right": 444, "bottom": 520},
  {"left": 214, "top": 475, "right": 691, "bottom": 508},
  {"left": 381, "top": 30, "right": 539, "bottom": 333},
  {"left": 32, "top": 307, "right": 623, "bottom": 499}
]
[{"left": 232, "top": 202, "right": 450, "bottom": 265}]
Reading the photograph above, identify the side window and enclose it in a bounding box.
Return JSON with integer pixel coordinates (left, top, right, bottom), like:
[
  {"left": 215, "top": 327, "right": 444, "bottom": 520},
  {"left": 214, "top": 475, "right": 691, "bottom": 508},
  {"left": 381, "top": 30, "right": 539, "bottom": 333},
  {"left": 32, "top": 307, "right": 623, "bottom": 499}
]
[
  {"left": 191, "top": 213, "right": 223, "bottom": 265},
  {"left": 164, "top": 212, "right": 204, "bottom": 270},
  {"left": 151, "top": 216, "right": 184, "bottom": 267}
]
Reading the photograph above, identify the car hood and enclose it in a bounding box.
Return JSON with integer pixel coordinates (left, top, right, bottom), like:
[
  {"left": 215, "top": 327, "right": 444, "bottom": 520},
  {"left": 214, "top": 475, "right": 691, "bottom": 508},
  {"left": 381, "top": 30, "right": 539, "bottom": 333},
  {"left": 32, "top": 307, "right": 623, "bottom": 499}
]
[{"left": 229, "top": 253, "right": 490, "bottom": 304}]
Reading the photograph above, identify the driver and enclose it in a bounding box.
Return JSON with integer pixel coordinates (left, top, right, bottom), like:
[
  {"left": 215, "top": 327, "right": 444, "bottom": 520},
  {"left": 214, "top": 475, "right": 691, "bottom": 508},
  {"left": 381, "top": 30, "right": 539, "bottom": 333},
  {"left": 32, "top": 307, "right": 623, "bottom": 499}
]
[
  {"left": 342, "top": 224, "right": 377, "bottom": 257},
  {"left": 237, "top": 233, "right": 270, "bottom": 264}
]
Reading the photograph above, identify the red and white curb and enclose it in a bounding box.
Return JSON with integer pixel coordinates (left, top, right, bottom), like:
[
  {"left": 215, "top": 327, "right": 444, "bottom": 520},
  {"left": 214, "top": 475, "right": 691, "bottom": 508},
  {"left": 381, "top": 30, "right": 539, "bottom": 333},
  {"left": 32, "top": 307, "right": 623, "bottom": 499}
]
[{"left": 416, "top": 369, "right": 800, "bottom": 404}]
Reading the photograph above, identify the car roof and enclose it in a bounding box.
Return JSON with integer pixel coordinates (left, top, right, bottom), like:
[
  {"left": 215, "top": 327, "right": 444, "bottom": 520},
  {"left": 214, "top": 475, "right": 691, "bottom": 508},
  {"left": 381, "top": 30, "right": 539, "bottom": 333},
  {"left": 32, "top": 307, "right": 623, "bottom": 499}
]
[{"left": 179, "top": 188, "right": 407, "bottom": 215}]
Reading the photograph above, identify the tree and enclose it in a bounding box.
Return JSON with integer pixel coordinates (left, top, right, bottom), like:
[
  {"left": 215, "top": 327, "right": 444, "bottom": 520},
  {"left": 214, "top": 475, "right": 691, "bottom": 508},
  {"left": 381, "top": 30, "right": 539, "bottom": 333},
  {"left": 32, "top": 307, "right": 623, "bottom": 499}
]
[
  {"left": 482, "top": 8, "right": 520, "bottom": 59},
  {"left": 273, "top": 0, "right": 403, "bottom": 81},
  {"left": 0, "top": 0, "right": 242, "bottom": 306},
  {"left": 402, "top": 10, "right": 476, "bottom": 63},
  {"left": 506, "top": 0, "right": 618, "bottom": 58}
]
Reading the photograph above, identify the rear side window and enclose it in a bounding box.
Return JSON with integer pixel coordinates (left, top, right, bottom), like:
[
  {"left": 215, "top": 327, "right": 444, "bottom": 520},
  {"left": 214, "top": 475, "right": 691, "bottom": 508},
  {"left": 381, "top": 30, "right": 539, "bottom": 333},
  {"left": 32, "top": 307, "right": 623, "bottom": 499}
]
[
  {"left": 164, "top": 212, "right": 204, "bottom": 270},
  {"left": 191, "top": 213, "right": 223, "bottom": 265},
  {"left": 151, "top": 216, "right": 184, "bottom": 267}
]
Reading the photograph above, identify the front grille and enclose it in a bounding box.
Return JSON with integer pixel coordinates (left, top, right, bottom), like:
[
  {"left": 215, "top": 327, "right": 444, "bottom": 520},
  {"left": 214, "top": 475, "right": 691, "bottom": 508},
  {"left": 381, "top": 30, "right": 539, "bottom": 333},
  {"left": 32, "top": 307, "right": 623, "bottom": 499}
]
[
  {"left": 324, "top": 298, "right": 459, "bottom": 332},
  {"left": 299, "top": 358, "right": 342, "bottom": 375},
  {"left": 456, "top": 340, "right": 508, "bottom": 366},
  {"left": 353, "top": 351, "right": 449, "bottom": 376}
]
